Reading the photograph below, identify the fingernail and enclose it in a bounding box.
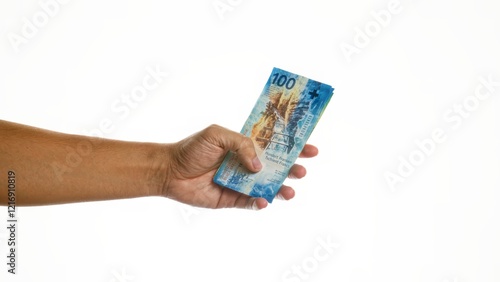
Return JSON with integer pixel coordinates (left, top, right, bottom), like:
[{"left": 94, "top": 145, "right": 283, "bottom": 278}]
[
  {"left": 250, "top": 200, "right": 259, "bottom": 210},
  {"left": 252, "top": 157, "right": 262, "bottom": 170}
]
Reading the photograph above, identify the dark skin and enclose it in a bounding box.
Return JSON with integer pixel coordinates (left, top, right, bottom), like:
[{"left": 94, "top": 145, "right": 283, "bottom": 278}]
[{"left": 0, "top": 120, "right": 318, "bottom": 209}]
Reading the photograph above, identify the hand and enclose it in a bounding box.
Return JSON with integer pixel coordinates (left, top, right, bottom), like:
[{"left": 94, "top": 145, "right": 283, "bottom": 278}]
[{"left": 162, "top": 124, "right": 318, "bottom": 210}]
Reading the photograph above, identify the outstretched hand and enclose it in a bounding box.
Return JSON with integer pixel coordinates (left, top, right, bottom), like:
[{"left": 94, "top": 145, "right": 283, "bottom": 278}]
[{"left": 162, "top": 124, "right": 318, "bottom": 210}]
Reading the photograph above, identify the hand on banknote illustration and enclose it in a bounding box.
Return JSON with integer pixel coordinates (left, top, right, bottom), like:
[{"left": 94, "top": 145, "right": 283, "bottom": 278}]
[
  {"left": 0, "top": 120, "right": 317, "bottom": 209},
  {"left": 163, "top": 124, "right": 319, "bottom": 210}
]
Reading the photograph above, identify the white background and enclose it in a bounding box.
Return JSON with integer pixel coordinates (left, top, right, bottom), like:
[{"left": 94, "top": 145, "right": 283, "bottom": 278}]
[{"left": 1, "top": 0, "right": 499, "bottom": 281}]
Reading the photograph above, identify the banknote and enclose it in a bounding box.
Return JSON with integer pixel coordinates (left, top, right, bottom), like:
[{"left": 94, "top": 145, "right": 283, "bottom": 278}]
[{"left": 213, "top": 67, "right": 334, "bottom": 203}]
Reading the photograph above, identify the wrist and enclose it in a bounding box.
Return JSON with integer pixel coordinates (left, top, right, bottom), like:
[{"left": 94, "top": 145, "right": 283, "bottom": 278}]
[{"left": 146, "top": 142, "right": 175, "bottom": 198}]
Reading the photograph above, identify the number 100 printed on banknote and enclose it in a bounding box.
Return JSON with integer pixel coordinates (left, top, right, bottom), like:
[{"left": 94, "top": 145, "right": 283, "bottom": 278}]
[{"left": 213, "top": 68, "right": 334, "bottom": 203}]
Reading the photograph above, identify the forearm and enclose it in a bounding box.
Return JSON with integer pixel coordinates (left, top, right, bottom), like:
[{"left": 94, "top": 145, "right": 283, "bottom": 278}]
[{"left": 0, "top": 120, "right": 168, "bottom": 206}]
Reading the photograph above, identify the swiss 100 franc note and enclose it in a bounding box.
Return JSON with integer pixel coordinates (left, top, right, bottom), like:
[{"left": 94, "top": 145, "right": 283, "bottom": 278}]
[{"left": 213, "top": 67, "right": 334, "bottom": 203}]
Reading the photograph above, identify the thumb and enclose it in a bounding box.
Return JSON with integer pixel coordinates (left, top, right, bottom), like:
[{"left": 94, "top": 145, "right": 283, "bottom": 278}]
[{"left": 204, "top": 124, "right": 262, "bottom": 172}]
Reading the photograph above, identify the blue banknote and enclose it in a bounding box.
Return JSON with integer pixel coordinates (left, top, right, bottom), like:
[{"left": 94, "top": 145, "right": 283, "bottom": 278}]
[{"left": 213, "top": 67, "right": 334, "bottom": 203}]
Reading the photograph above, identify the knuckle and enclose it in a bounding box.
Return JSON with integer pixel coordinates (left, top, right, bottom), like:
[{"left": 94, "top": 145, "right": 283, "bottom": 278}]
[
  {"left": 204, "top": 124, "right": 221, "bottom": 135},
  {"left": 240, "top": 137, "right": 254, "bottom": 149}
]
